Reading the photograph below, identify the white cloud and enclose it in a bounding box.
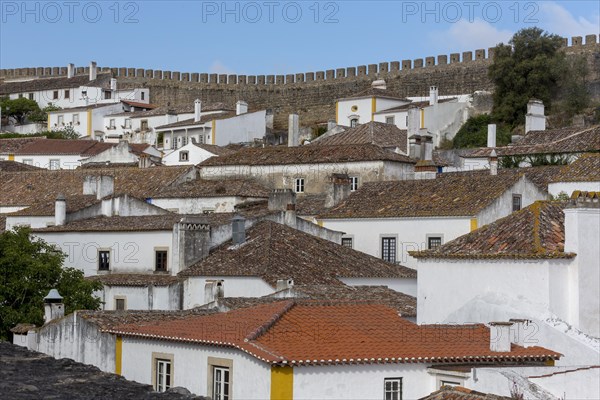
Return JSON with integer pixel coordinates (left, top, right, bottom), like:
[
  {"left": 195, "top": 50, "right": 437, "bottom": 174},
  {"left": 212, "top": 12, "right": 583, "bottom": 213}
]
[
  {"left": 209, "top": 60, "right": 235, "bottom": 75},
  {"left": 431, "top": 19, "right": 513, "bottom": 51},
  {"left": 538, "top": 2, "right": 599, "bottom": 38}
]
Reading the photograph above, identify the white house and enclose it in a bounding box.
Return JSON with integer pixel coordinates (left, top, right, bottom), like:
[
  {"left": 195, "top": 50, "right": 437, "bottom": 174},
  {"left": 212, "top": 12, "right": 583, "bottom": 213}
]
[
  {"left": 80, "top": 140, "right": 162, "bottom": 167},
  {"left": 311, "top": 121, "right": 408, "bottom": 155},
  {"left": 162, "top": 142, "right": 234, "bottom": 166},
  {"left": 412, "top": 193, "right": 600, "bottom": 339},
  {"left": 157, "top": 100, "right": 268, "bottom": 148}
]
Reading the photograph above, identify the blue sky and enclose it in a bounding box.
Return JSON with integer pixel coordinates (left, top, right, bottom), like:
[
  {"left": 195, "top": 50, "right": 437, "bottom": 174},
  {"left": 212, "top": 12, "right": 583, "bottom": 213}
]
[{"left": 1, "top": 1, "right": 598, "bottom": 74}]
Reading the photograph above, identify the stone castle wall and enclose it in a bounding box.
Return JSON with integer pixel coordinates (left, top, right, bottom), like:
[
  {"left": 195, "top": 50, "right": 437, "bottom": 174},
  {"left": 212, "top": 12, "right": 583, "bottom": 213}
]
[{"left": 1, "top": 35, "right": 598, "bottom": 129}]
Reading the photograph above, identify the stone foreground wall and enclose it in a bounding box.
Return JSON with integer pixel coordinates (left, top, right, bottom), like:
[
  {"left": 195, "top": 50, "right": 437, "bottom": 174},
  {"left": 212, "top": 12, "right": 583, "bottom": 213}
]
[{"left": 1, "top": 35, "right": 598, "bottom": 129}]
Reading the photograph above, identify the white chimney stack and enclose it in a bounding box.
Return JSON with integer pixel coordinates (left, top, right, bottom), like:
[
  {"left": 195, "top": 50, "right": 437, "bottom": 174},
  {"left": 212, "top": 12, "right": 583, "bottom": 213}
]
[
  {"left": 276, "top": 278, "right": 294, "bottom": 292},
  {"left": 509, "top": 319, "right": 533, "bottom": 348},
  {"left": 89, "top": 61, "right": 97, "bottom": 81},
  {"left": 489, "top": 149, "right": 498, "bottom": 176},
  {"left": 67, "top": 63, "right": 75, "bottom": 79},
  {"left": 288, "top": 114, "right": 300, "bottom": 147},
  {"left": 204, "top": 280, "right": 224, "bottom": 305},
  {"left": 429, "top": 86, "right": 438, "bottom": 105},
  {"left": 43, "top": 289, "right": 64, "bottom": 324},
  {"left": 236, "top": 100, "right": 248, "bottom": 115},
  {"left": 194, "top": 99, "right": 202, "bottom": 122},
  {"left": 487, "top": 124, "right": 496, "bottom": 148},
  {"left": 489, "top": 322, "right": 513, "bottom": 352},
  {"left": 231, "top": 215, "right": 246, "bottom": 245},
  {"left": 55, "top": 194, "right": 66, "bottom": 226},
  {"left": 525, "top": 99, "right": 546, "bottom": 133},
  {"left": 407, "top": 105, "right": 420, "bottom": 138},
  {"left": 110, "top": 78, "right": 117, "bottom": 91}
]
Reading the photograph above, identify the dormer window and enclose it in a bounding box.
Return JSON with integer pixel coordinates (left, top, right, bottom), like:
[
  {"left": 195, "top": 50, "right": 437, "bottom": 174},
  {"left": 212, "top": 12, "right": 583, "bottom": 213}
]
[
  {"left": 350, "top": 118, "right": 359, "bottom": 128},
  {"left": 179, "top": 151, "right": 189, "bottom": 162}
]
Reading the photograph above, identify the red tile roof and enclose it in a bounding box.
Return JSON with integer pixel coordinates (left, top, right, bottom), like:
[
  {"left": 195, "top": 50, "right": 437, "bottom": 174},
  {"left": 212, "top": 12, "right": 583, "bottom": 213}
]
[
  {"left": 551, "top": 153, "right": 600, "bottom": 183},
  {"left": 121, "top": 100, "right": 158, "bottom": 109},
  {"left": 312, "top": 121, "right": 408, "bottom": 153},
  {"left": 0, "top": 160, "right": 42, "bottom": 172},
  {"left": 108, "top": 301, "right": 561, "bottom": 366},
  {"left": 12, "top": 139, "right": 113, "bottom": 156},
  {"left": 420, "top": 386, "right": 511, "bottom": 400},
  {"left": 0, "top": 137, "right": 46, "bottom": 154},
  {"left": 411, "top": 201, "right": 574, "bottom": 259}
]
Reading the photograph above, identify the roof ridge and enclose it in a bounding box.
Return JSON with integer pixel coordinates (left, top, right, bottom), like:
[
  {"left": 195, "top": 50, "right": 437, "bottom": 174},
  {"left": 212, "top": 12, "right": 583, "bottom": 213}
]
[{"left": 245, "top": 300, "right": 296, "bottom": 341}]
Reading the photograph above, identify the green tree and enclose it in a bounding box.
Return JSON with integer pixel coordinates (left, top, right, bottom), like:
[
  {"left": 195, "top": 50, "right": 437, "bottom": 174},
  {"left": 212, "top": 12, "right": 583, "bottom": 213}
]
[
  {"left": 489, "top": 27, "right": 567, "bottom": 128},
  {"left": 563, "top": 55, "right": 591, "bottom": 117},
  {"left": 0, "top": 227, "right": 102, "bottom": 340},
  {"left": 28, "top": 103, "right": 62, "bottom": 123},
  {"left": 452, "top": 114, "right": 512, "bottom": 149},
  {"left": 0, "top": 97, "right": 42, "bottom": 124}
]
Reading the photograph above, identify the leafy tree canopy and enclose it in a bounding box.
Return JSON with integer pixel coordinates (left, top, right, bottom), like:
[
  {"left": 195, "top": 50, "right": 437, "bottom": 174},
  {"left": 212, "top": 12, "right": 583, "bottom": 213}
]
[
  {"left": 0, "top": 97, "right": 41, "bottom": 125},
  {"left": 452, "top": 114, "right": 512, "bottom": 149},
  {"left": 28, "top": 103, "right": 62, "bottom": 123},
  {"left": 0, "top": 227, "right": 102, "bottom": 340},
  {"left": 489, "top": 27, "right": 567, "bottom": 128}
]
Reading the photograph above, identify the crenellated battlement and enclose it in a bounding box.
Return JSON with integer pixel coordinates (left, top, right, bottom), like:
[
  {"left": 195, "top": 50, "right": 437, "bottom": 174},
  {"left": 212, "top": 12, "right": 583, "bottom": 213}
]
[{"left": 1, "top": 35, "right": 597, "bottom": 86}]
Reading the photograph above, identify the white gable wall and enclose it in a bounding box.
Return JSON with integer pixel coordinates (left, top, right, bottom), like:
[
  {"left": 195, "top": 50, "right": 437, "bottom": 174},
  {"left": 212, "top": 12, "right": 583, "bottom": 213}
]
[
  {"left": 162, "top": 143, "right": 218, "bottom": 166},
  {"left": 182, "top": 276, "right": 274, "bottom": 309},
  {"left": 548, "top": 181, "right": 600, "bottom": 197}
]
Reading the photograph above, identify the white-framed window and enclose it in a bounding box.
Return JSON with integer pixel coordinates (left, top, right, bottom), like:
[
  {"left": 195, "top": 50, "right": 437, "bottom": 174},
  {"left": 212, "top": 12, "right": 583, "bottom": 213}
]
[
  {"left": 98, "top": 250, "right": 110, "bottom": 271},
  {"left": 124, "top": 119, "right": 131, "bottom": 128},
  {"left": 155, "top": 249, "right": 168, "bottom": 272},
  {"left": 104, "top": 90, "right": 112, "bottom": 100},
  {"left": 141, "top": 92, "right": 146, "bottom": 100},
  {"left": 350, "top": 176, "right": 359, "bottom": 191},
  {"left": 141, "top": 120, "right": 149, "bottom": 131},
  {"left": 18, "top": 93, "right": 23, "bottom": 98},
  {"left": 381, "top": 237, "right": 396, "bottom": 263},
  {"left": 72, "top": 114, "right": 79, "bottom": 125},
  {"left": 179, "top": 151, "right": 189, "bottom": 162},
  {"left": 53, "top": 90, "right": 59, "bottom": 100},
  {"left": 114, "top": 297, "right": 126, "bottom": 311},
  {"left": 341, "top": 237, "right": 353, "bottom": 248},
  {"left": 512, "top": 194, "right": 522, "bottom": 212},
  {"left": 64, "top": 89, "right": 70, "bottom": 99},
  {"left": 23, "top": 159, "right": 33, "bottom": 166},
  {"left": 109, "top": 119, "right": 116, "bottom": 129},
  {"left": 294, "top": 178, "right": 305, "bottom": 193},
  {"left": 57, "top": 115, "right": 64, "bottom": 125},
  {"left": 28, "top": 93, "right": 34, "bottom": 100},
  {"left": 213, "top": 366, "right": 230, "bottom": 400},
  {"left": 386, "top": 116, "right": 395, "bottom": 125},
  {"left": 350, "top": 118, "right": 359, "bottom": 127},
  {"left": 384, "top": 377, "right": 402, "bottom": 400},
  {"left": 427, "top": 236, "right": 443, "bottom": 250},
  {"left": 439, "top": 379, "right": 461, "bottom": 388},
  {"left": 49, "top": 159, "right": 60, "bottom": 170},
  {"left": 153, "top": 357, "right": 172, "bottom": 392}
]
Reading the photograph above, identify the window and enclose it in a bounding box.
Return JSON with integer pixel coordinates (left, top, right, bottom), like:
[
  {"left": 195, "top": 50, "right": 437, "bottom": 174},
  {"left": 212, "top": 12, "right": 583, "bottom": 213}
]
[
  {"left": 98, "top": 250, "right": 110, "bottom": 271},
  {"left": 141, "top": 120, "right": 148, "bottom": 131},
  {"left": 294, "top": 178, "right": 305, "bottom": 193},
  {"left": 81, "top": 90, "right": 87, "bottom": 97},
  {"left": 114, "top": 297, "right": 126, "bottom": 311},
  {"left": 141, "top": 92, "right": 146, "bottom": 100},
  {"left": 155, "top": 250, "right": 168, "bottom": 271},
  {"left": 350, "top": 176, "right": 359, "bottom": 191},
  {"left": 381, "top": 237, "right": 396, "bottom": 263},
  {"left": 350, "top": 118, "right": 359, "bottom": 127},
  {"left": 439, "top": 380, "right": 461, "bottom": 388},
  {"left": 386, "top": 116, "right": 395, "bottom": 125},
  {"left": 341, "top": 237, "right": 353, "bottom": 248},
  {"left": 18, "top": 93, "right": 23, "bottom": 98},
  {"left": 104, "top": 90, "right": 112, "bottom": 100},
  {"left": 57, "top": 115, "right": 64, "bottom": 125},
  {"left": 154, "top": 358, "right": 172, "bottom": 392},
  {"left": 28, "top": 93, "right": 34, "bottom": 100},
  {"left": 72, "top": 114, "right": 79, "bottom": 125},
  {"left": 109, "top": 119, "right": 116, "bottom": 129},
  {"left": 64, "top": 90, "right": 70, "bottom": 99},
  {"left": 124, "top": 119, "right": 131, "bottom": 128},
  {"left": 53, "top": 90, "right": 59, "bottom": 100},
  {"left": 182, "top": 137, "right": 188, "bottom": 146},
  {"left": 23, "top": 159, "right": 33, "bottom": 166},
  {"left": 384, "top": 378, "right": 402, "bottom": 400},
  {"left": 213, "top": 367, "right": 230, "bottom": 400},
  {"left": 427, "top": 236, "right": 442, "bottom": 250},
  {"left": 512, "top": 194, "right": 522, "bottom": 212},
  {"left": 49, "top": 159, "right": 60, "bottom": 170},
  {"left": 179, "top": 151, "right": 189, "bottom": 162}
]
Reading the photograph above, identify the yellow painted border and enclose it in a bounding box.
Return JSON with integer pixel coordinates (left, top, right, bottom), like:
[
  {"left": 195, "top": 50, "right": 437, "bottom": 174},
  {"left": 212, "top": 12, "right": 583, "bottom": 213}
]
[
  {"left": 87, "top": 109, "right": 92, "bottom": 136},
  {"left": 211, "top": 120, "right": 216, "bottom": 144},
  {"left": 420, "top": 108, "right": 425, "bottom": 128},
  {"left": 335, "top": 101, "right": 339, "bottom": 124},
  {"left": 271, "top": 365, "right": 293, "bottom": 400},
  {"left": 470, "top": 218, "right": 478, "bottom": 231},
  {"left": 371, "top": 97, "right": 376, "bottom": 121},
  {"left": 115, "top": 336, "right": 123, "bottom": 375}
]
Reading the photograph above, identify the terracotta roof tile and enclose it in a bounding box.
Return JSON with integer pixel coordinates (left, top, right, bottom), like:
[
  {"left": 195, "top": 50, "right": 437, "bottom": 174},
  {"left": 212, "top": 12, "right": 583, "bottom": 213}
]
[
  {"left": 155, "top": 111, "right": 236, "bottom": 130},
  {"left": 338, "top": 87, "right": 410, "bottom": 102},
  {"left": 0, "top": 160, "right": 42, "bottom": 171},
  {"left": 411, "top": 201, "right": 574, "bottom": 259},
  {"left": 8, "top": 194, "right": 99, "bottom": 216},
  {"left": 296, "top": 194, "right": 328, "bottom": 216},
  {"left": 420, "top": 386, "right": 512, "bottom": 400},
  {"left": 152, "top": 178, "right": 269, "bottom": 199},
  {"left": 321, "top": 169, "right": 525, "bottom": 219},
  {"left": 87, "top": 274, "right": 181, "bottom": 287},
  {"left": 11, "top": 139, "right": 113, "bottom": 156},
  {"left": 193, "top": 143, "right": 236, "bottom": 156},
  {"left": 312, "top": 121, "right": 408, "bottom": 153},
  {"left": 520, "top": 165, "right": 564, "bottom": 192},
  {"left": 108, "top": 301, "right": 561, "bottom": 366},
  {"left": 0, "top": 137, "right": 46, "bottom": 154},
  {"left": 9, "top": 323, "right": 36, "bottom": 334},
  {"left": 180, "top": 220, "right": 416, "bottom": 285},
  {"left": 199, "top": 143, "right": 414, "bottom": 167},
  {"left": 552, "top": 153, "right": 600, "bottom": 182}
]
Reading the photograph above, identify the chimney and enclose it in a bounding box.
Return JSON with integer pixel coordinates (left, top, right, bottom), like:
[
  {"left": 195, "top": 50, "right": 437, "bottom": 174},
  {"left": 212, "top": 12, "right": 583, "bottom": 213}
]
[
  {"left": 421, "top": 132, "right": 433, "bottom": 161},
  {"left": 371, "top": 79, "right": 387, "bottom": 90},
  {"left": 89, "top": 61, "right": 97, "bottom": 81},
  {"left": 525, "top": 99, "right": 546, "bottom": 133},
  {"left": 489, "top": 322, "right": 513, "bottom": 352},
  {"left": 138, "top": 154, "right": 151, "bottom": 169},
  {"left": 407, "top": 105, "right": 420, "bottom": 138},
  {"left": 409, "top": 135, "right": 422, "bottom": 160},
  {"left": 285, "top": 203, "right": 297, "bottom": 228},
  {"left": 165, "top": 109, "right": 177, "bottom": 125},
  {"left": 325, "top": 174, "right": 351, "bottom": 208},
  {"left": 487, "top": 124, "right": 496, "bottom": 148},
  {"left": 101, "top": 197, "right": 113, "bottom": 217},
  {"left": 43, "top": 289, "right": 64, "bottom": 324},
  {"left": 276, "top": 278, "right": 294, "bottom": 292},
  {"left": 95, "top": 176, "right": 114, "bottom": 200},
  {"left": 288, "top": 114, "right": 300, "bottom": 147},
  {"left": 327, "top": 119, "right": 337, "bottom": 131},
  {"left": 564, "top": 191, "right": 600, "bottom": 337},
  {"left": 236, "top": 100, "right": 248, "bottom": 115},
  {"left": 177, "top": 217, "right": 211, "bottom": 271},
  {"left": 509, "top": 319, "right": 533, "bottom": 348},
  {"left": 429, "top": 86, "right": 438, "bottom": 106},
  {"left": 204, "top": 280, "right": 224, "bottom": 305},
  {"left": 231, "top": 215, "right": 246, "bottom": 245},
  {"left": 268, "top": 189, "right": 296, "bottom": 211},
  {"left": 67, "top": 63, "right": 75, "bottom": 79},
  {"left": 110, "top": 78, "right": 117, "bottom": 92},
  {"left": 194, "top": 99, "right": 202, "bottom": 122},
  {"left": 54, "top": 194, "right": 66, "bottom": 226},
  {"left": 489, "top": 149, "right": 498, "bottom": 176}
]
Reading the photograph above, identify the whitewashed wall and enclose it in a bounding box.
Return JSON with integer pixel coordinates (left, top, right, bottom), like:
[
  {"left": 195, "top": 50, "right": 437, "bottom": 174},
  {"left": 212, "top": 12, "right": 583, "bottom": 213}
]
[
  {"left": 336, "top": 98, "right": 374, "bottom": 126},
  {"left": 214, "top": 110, "right": 266, "bottom": 145},
  {"left": 162, "top": 143, "right": 217, "bottom": 166},
  {"left": 5, "top": 215, "right": 54, "bottom": 230},
  {"left": 149, "top": 196, "right": 264, "bottom": 214},
  {"left": 548, "top": 181, "right": 600, "bottom": 197},
  {"left": 182, "top": 276, "right": 274, "bottom": 309},
  {"left": 121, "top": 338, "right": 271, "bottom": 399}
]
